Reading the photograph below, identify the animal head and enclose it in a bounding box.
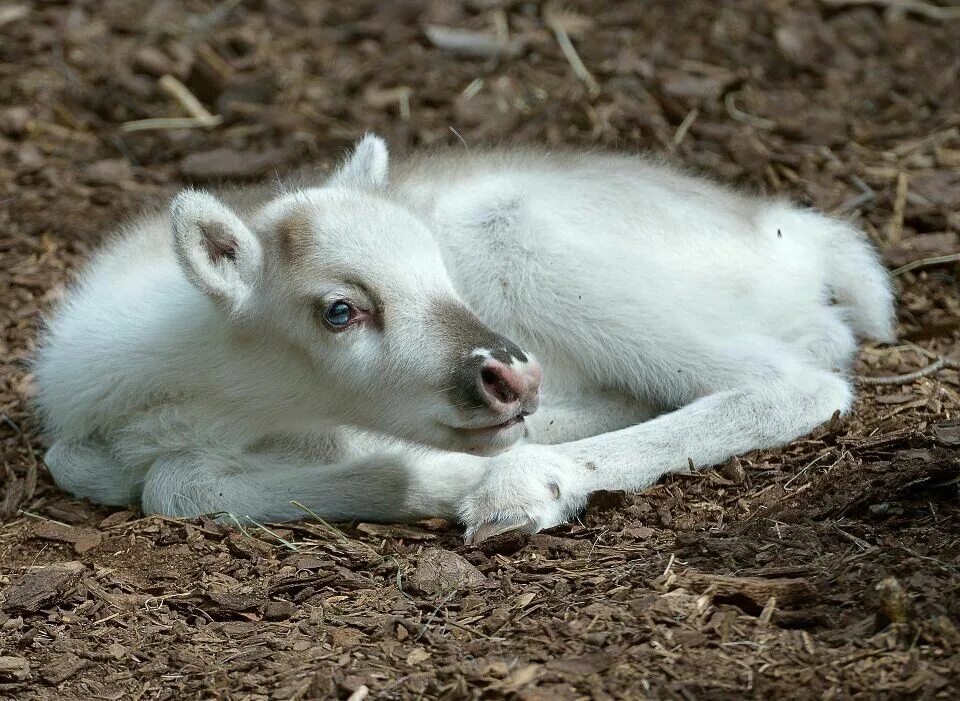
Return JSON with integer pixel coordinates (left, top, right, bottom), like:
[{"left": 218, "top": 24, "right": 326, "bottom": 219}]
[{"left": 170, "top": 135, "right": 541, "bottom": 455}]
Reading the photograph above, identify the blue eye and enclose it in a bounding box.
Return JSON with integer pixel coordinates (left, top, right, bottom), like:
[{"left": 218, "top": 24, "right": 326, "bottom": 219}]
[{"left": 323, "top": 301, "right": 353, "bottom": 329}]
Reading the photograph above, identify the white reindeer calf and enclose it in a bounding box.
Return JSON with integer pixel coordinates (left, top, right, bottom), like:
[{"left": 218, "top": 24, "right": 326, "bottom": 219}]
[{"left": 35, "top": 136, "right": 894, "bottom": 540}]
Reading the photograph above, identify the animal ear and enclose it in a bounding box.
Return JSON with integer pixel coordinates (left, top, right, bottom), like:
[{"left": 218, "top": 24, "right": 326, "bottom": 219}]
[
  {"left": 171, "top": 189, "right": 263, "bottom": 313},
  {"left": 330, "top": 134, "right": 389, "bottom": 189}
]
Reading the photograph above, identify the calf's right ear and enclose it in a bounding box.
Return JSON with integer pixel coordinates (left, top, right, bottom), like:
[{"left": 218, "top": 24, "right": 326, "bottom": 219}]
[{"left": 171, "top": 190, "right": 263, "bottom": 314}]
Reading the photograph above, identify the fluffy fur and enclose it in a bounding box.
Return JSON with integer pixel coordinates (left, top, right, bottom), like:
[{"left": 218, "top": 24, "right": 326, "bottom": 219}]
[{"left": 34, "top": 135, "right": 895, "bottom": 540}]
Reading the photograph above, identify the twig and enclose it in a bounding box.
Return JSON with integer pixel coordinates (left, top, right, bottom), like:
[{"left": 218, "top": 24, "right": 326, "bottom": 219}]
[
  {"left": 17, "top": 509, "right": 73, "bottom": 528},
  {"left": 821, "top": 0, "right": 960, "bottom": 21},
  {"left": 832, "top": 176, "right": 877, "bottom": 215},
  {"left": 783, "top": 451, "right": 833, "bottom": 490},
  {"left": 888, "top": 171, "right": 908, "bottom": 245},
  {"left": 545, "top": 12, "right": 600, "bottom": 98},
  {"left": 662, "top": 552, "right": 676, "bottom": 578},
  {"left": 857, "top": 357, "right": 959, "bottom": 385},
  {"left": 724, "top": 91, "right": 776, "bottom": 130},
  {"left": 671, "top": 108, "right": 699, "bottom": 152},
  {"left": 120, "top": 117, "right": 223, "bottom": 132},
  {"left": 892, "top": 126, "right": 959, "bottom": 157},
  {"left": 891, "top": 252, "right": 960, "bottom": 276},
  {"left": 833, "top": 191, "right": 875, "bottom": 215}
]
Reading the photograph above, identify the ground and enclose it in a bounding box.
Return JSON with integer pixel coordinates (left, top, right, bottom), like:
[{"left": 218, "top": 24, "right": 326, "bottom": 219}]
[{"left": 0, "top": 0, "right": 959, "bottom": 699}]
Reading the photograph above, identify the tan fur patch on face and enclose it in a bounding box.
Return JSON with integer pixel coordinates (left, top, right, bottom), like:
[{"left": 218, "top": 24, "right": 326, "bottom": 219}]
[{"left": 276, "top": 210, "right": 314, "bottom": 264}]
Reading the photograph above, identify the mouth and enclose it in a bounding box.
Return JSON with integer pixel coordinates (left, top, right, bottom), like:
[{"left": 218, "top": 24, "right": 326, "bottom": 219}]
[
  {"left": 474, "top": 414, "right": 525, "bottom": 433},
  {"left": 445, "top": 412, "right": 527, "bottom": 436}
]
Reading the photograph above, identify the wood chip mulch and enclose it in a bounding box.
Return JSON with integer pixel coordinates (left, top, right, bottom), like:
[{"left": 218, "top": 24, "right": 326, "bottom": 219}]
[{"left": 1, "top": 1, "right": 958, "bottom": 698}]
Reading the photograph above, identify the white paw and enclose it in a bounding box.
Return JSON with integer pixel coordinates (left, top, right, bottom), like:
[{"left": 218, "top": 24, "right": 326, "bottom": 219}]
[{"left": 459, "top": 446, "right": 587, "bottom": 543}]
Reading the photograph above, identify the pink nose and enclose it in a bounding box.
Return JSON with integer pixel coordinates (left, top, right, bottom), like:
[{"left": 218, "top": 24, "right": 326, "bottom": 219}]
[{"left": 479, "top": 358, "right": 542, "bottom": 411}]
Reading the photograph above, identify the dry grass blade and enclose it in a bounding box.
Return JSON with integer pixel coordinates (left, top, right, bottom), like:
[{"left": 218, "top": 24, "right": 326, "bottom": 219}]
[
  {"left": 16, "top": 509, "right": 73, "bottom": 528},
  {"left": 725, "top": 91, "right": 776, "bottom": 130},
  {"left": 121, "top": 74, "right": 223, "bottom": 132},
  {"left": 544, "top": 7, "right": 601, "bottom": 98},
  {"left": 120, "top": 116, "right": 223, "bottom": 132},
  {"left": 671, "top": 108, "right": 699, "bottom": 151},
  {"left": 891, "top": 252, "right": 960, "bottom": 276},
  {"left": 289, "top": 500, "right": 350, "bottom": 543},
  {"left": 158, "top": 75, "right": 217, "bottom": 122}
]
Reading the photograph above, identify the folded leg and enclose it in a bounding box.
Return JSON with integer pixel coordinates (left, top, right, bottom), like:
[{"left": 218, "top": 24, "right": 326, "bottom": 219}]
[{"left": 141, "top": 445, "right": 490, "bottom": 523}]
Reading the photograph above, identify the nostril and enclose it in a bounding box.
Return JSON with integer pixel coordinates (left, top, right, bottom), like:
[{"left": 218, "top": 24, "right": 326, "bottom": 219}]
[
  {"left": 480, "top": 366, "right": 497, "bottom": 387},
  {"left": 480, "top": 365, "right": 519, "bottom": 404}
]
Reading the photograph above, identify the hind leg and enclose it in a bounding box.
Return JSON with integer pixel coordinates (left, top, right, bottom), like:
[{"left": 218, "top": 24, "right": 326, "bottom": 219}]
[{"left": 45, "top": 438, "right": 142, "bottom": 506}]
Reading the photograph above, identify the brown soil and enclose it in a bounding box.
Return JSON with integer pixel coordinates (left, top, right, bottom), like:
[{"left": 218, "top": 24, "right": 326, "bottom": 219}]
[{"left": 1, "top": 1, "right": 959, "bottom": 699}]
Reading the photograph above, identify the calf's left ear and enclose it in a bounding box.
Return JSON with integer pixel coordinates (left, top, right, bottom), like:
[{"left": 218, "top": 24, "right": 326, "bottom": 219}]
[
  {"left": 171, "top": 189, "right": 263, "bottom": 315},
  {"left": 330, "top": 134, "right": 389, "bottom": 190}
]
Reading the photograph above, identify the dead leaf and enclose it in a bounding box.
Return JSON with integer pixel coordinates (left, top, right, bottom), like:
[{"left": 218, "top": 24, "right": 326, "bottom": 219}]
[
  {"left": 408, "top": 548, "right": 489, "bottom": 596},
  {"left": 405, "top": 648, "right": 431, "bottom": 665}
]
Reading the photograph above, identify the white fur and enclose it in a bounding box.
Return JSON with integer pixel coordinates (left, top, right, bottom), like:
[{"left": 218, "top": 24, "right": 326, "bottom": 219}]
[{"left": 34, "top": 137, "right": 895, "bottom": 539}]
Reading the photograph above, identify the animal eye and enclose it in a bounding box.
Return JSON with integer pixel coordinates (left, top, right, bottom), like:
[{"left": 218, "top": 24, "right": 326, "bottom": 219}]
[{"left": 322, "top": 300, "right": 354, "bottom": 330}]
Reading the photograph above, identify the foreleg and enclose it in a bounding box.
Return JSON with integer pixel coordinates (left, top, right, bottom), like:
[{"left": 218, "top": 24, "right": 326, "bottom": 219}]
[
  {"left": 462, "top": 363, "right": 852, "bottom": 540},
  {"left": 141, "top": 446, "right": 490, "bottom": 523}
]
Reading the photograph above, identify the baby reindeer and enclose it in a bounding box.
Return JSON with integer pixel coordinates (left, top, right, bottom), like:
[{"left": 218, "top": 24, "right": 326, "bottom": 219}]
[{"left": 35, "top": 135, "right": 894, "bottom": 541}]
